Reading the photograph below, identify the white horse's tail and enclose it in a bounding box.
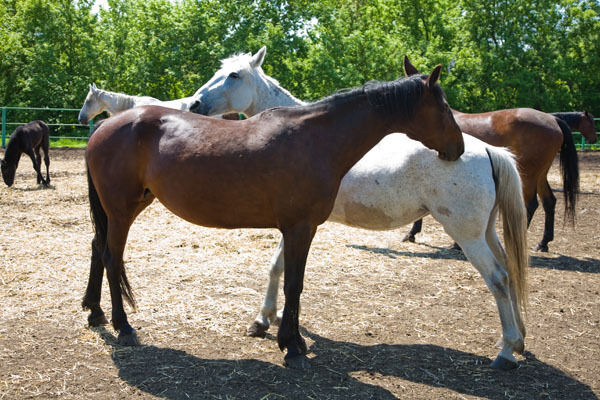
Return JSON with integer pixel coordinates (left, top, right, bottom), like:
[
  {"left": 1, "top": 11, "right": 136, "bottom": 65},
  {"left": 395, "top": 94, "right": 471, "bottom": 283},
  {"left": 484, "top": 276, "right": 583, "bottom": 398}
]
[{"left": 486, "top": 146, "right": 529, "bottom": 315}]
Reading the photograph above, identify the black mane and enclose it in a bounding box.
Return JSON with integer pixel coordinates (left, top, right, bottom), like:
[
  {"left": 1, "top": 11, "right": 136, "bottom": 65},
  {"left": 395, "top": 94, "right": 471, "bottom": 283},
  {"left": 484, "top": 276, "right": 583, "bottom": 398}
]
[{"left": 311, "top": 74, "right": 443, "bottom": 120}]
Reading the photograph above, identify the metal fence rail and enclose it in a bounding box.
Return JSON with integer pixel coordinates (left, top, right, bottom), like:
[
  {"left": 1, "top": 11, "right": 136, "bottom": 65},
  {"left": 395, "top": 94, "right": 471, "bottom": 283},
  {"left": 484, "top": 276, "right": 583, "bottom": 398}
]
[{"left": 1, "top": 106, "right": 598, "bottom": 149}]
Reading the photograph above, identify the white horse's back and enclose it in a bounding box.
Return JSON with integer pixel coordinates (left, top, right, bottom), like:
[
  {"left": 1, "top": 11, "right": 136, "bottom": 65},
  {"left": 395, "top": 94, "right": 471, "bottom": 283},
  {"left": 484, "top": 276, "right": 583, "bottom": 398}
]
[{"left": 329, "top": 134, "right": 496, "bottom": 232}]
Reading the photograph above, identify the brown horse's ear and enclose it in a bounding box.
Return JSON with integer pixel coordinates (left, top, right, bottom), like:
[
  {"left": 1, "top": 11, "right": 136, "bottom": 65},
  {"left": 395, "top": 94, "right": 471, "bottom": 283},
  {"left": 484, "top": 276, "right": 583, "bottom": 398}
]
[
  {"left": 403, "top": 55, "right": 420, "bottom": 77},
  {"left": 425, "top": 64, "right": 442, "bottom": 87}
]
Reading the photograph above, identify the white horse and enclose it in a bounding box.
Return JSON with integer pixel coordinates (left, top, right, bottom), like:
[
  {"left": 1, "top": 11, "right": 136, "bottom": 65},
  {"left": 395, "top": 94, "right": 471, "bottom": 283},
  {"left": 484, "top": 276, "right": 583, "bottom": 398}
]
[
  {"left": 190, "top": 48, "right": 529, "bottom": 370},
  {"left": 78, "top": 83, "right": 194, "bottom": 124}
]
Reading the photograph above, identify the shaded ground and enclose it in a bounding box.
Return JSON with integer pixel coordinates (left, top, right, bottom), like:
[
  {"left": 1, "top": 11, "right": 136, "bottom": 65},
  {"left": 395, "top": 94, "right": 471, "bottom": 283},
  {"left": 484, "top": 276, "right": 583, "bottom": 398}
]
[{"left": 0, "top": 148, "right": 598, "bottom": 399}]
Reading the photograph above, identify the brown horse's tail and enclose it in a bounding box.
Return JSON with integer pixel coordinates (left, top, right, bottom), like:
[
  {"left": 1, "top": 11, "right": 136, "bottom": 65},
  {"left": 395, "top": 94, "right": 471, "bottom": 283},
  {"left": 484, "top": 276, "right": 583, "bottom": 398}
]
[
  {"left": 486, "top": 147, "right": 529, "bottom": 315},
  {"left": 556, "top": 117, "right": 579, "bottom": 226},
  {"left": 87, "top": 165, "right": 136, "bottom": 308}
]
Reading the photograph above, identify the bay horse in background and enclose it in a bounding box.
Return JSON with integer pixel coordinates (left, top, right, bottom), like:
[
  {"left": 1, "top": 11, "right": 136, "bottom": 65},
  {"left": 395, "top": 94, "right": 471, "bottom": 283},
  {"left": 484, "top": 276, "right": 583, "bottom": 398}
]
[
  {"left": 83, "top": 68, "right": 464, "bottom": 369},
  {"left": 403, "top": 57, "right": 579, "bottom": 252},
  {"left": 190, "top": 48, "right": 528, "bottom": 369},
  {"left": 551, "top": 111, "right": 597, "bottom": 145},
  {"left": 1, "top": 120, "right": 50, "bottom": 187}
]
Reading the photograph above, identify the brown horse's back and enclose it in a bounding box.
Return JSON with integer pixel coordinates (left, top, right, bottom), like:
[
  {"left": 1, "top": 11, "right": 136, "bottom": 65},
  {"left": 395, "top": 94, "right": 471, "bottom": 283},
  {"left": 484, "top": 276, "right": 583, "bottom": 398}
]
[
  {"left": 454, "top": 108, "right": 562, "bottom": 184},
  {"left": 454, "top": 108, "right": 562, "bottom": 150},
  {"left": 86, "top": 106, "right": 339, "bottom": 229}
]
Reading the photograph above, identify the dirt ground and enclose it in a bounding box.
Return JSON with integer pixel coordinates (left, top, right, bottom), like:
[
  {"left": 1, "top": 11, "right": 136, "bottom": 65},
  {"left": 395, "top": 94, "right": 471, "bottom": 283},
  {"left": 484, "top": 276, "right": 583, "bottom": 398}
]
[{"left": 0, "top": 148, "right": 598, "bottom": 400}]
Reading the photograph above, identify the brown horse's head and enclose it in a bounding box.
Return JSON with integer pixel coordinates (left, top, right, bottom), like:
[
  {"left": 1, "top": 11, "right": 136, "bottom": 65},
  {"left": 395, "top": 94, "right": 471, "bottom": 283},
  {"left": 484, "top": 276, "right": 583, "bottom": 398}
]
[
  {"left": 400, "top": 56, "right": 463, "bottom": 161},
  {"left": 579, "top": 110, "right": 597, "bottom": 144},
  {"left": 1, "top": 158, "right": 16, "bottom": 187}
]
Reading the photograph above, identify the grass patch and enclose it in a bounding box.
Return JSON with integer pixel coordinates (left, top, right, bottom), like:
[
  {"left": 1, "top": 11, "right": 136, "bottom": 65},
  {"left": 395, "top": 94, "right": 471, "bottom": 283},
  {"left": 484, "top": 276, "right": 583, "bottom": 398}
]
[{"left": 50, "top": 137, "right": 88, "bottom": 148}]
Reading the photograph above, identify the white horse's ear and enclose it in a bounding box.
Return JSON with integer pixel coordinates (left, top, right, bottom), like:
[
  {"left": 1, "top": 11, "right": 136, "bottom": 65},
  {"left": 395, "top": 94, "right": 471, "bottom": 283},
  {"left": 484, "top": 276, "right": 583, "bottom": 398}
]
[{"left": 250, "top": 46, "right": 267, "bottom": 69}]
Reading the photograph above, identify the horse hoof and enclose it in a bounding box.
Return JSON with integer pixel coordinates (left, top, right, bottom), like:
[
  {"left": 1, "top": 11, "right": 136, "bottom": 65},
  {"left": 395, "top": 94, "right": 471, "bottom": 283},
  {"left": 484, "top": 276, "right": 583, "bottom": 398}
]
[
  {"left": 284, "top": 354, "right": 311, "bottom": 369},
  {"left": 535, "top": 243, "right": 549, "bottom": 252},
  {"left": 490, "top": 356, "right": 518, "bottom": 370},
  {"left": 401, "top": 234, "right": 415, "bottom": 243},
  {"left": 247, "top": 321, "right": 268, "bottom": 338},
  {"left": 117, "top": 329, "right": 140, "bottom": 346},
  {"left": 450, "top": 242, "right": 462, "bottom": 251},
  {"left": 88, "top": 312, "right": 109, "bottom": 327}
]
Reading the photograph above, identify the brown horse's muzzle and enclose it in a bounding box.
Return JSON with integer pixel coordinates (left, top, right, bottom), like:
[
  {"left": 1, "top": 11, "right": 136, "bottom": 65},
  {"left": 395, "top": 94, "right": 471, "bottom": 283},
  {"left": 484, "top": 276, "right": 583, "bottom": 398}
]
[{"left": 438, "top": 140, "right": 464, "bottom": 161}]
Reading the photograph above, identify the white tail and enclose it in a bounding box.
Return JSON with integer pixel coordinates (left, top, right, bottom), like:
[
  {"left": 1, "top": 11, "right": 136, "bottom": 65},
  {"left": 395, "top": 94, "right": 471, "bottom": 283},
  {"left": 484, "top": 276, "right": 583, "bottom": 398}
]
[{"left": 486, "top": 146, "right": 529, "bottom": 314}]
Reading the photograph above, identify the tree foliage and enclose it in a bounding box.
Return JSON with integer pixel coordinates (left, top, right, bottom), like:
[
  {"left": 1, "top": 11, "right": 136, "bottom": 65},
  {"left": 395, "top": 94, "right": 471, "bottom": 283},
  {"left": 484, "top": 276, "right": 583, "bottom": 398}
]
[{"left": 0, "top": 0, "right": 598, "bottom": 120}]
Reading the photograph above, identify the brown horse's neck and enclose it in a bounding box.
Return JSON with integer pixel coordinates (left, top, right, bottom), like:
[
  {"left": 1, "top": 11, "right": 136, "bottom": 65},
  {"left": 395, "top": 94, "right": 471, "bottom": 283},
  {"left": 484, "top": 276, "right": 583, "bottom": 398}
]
[
  {"left": 304, "top": 92, "right": 395, "bottom": 180},
  {"left": 3, "top": 131, "right": 22, "bottom": 166}
]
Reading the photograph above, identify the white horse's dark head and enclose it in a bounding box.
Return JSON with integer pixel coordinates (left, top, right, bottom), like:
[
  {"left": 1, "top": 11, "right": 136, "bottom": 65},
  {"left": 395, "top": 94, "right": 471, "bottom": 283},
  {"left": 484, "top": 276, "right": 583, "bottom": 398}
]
[{"left": 189, "top": 47, "right": 267, "bottom": 116}]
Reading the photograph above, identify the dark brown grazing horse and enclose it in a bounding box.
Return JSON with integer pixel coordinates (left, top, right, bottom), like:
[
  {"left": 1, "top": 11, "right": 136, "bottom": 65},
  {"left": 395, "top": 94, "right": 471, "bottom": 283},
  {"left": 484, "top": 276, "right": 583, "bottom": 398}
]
[
  {"left": 403, "top": 57, "right": 579, "bottom": 252},
  {"left": 1, "top": 120, "right": 50, "bottom": 187},
  {"left": 83, "top": 68, "right": 464, "bottom": 369},
  {"left": 551, "top": 111, "right": 597, "bottom": 145}
]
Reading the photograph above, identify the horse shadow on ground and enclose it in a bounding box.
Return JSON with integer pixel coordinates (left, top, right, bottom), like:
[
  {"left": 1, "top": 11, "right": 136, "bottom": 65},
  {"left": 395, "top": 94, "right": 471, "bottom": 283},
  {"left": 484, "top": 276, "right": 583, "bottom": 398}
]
[
  {"left": 93, "top": 327, "right": 596, "bottom": 400},
  {"left": 7, "top": 183, "right": 56, "bottom": 191},
  {"left": 347, "top": 243, "right": 600, "bottom": 273}
]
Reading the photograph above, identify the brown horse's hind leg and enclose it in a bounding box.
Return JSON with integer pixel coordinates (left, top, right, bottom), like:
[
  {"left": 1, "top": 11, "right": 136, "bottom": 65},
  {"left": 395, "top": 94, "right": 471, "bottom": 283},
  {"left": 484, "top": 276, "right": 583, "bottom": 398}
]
[
  {"left": 535, "top": 181, "right": 556, "bottom": 252},
  {"left": 82, "top": 237, "right": 109, "bottom": 326},
  {"left": 41, "top": 137, "right": 50, "bottom": 185},
  {"left": 402, "top": 218, "right": 422, "bottom": 242},
  {"left": 104, "top": 217, "right": 139, "bottom": 345}
]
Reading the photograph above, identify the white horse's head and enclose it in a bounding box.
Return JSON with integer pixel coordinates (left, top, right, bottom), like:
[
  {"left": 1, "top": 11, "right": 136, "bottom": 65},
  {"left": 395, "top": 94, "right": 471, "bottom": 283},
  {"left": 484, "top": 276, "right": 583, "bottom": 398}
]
[
  {"left": 78, "top": 83, "right": 105, "bottom": 124},
  {"left": 189, "top": 47, "right": 267, "bottom": 116}
]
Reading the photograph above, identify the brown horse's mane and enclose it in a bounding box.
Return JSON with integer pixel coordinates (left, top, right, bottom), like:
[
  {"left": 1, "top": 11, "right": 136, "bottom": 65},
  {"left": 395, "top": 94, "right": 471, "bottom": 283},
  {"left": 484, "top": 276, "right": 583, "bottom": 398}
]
[
  {"left": 307, "top": 74, "right": 442, "bottom": 121},
  {"left": 3, "top": 124, "right": 27, "bottom": 166}
]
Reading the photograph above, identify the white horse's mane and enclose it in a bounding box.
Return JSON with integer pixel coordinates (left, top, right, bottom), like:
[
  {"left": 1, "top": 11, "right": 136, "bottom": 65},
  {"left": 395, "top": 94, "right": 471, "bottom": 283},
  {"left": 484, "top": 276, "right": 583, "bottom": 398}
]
[{"left": 90, "top": 86, "right": 138, "bottom": 110}]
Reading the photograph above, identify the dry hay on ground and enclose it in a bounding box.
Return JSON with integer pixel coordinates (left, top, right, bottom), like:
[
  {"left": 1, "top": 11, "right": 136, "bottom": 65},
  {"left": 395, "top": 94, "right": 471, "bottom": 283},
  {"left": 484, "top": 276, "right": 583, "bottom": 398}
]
[{"left": 0, "top": 148, "right": 598, "bottom": 399}]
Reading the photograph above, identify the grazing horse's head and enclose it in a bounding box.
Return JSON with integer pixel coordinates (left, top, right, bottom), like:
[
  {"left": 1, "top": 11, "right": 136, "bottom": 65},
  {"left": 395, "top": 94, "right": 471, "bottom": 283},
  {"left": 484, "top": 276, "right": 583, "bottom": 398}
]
[
  {"left": 189, "top": 47, "right": 267, "bottom": 116},
  {"left": 579, "top": 110, "right": 597, "bottom": 144},
  {"left": 78, "top": 83, "right": 105, "bottom": 125},
  {"left": 1, "top": 158, "right": 16, "bottom": 187},
  {"left": 400, "top": 56, "right": 464, "bottom": 161}
]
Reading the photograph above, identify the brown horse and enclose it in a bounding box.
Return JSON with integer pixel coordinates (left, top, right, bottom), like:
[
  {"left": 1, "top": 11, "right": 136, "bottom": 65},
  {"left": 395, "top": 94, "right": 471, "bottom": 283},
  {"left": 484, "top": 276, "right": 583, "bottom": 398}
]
[
  {"left": 1, "top": 120, "right": 50, "bottom": 187},
  {"left": 83, "top": 68, "right": 464, "bottom": 368},
  {"left": 403, "top": 57, "right": 580, "bottom": 252},
  {"left": 551, "top": 111, "right": 597, "bottom": 145}
]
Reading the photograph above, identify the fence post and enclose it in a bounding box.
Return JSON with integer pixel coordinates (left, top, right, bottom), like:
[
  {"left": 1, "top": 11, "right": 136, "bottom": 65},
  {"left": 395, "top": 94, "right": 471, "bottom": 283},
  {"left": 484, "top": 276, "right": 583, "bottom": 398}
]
[
  {"left": 88, "top": 120, "right": 94, "bottom": 136},
  {"left": 1, "top": 107, "right": 6, "bottom": 148},
  {"left": 581, "top": 135, "right": 585, "bottom": 152}
]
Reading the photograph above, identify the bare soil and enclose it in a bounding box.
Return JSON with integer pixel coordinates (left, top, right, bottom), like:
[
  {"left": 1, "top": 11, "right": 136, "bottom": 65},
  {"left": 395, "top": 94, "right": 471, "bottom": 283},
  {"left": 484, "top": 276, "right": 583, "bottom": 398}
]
[{"left": 0, "top": 148, "right": 598, "bottom": 399}]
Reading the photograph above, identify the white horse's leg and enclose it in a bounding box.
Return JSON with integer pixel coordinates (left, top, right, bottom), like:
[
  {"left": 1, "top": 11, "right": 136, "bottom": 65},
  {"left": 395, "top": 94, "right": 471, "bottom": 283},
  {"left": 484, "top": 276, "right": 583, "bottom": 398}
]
[
  {"left": 459, "top": 239, "right": 524, "bottom": 369},
  {"left": 247, "top": 237, "right": 284, "bottom": 337},
  {"left": 485, "top": 212, "right": 526, "bottom": 341}
]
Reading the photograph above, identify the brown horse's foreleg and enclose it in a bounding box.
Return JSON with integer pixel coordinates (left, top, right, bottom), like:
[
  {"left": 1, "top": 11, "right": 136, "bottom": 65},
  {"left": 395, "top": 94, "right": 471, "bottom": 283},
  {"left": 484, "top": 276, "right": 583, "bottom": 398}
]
[
  {"left": 82, "top": 237, "right": 109, "bottom": 326},
  {"left": 24, "top": 148, "right": 47, "bottom": 186},
  {"left": 278, "top": 223, "right": 315, "bottom": 369},
  {"left": 535, "top": 181, "right": 556, "bottom": 252},
  {"left": 402, "top": 219, "right": 422, "bottom": 242},
  {"left": 104, "top": 218, "right": 139, "bottom": 346}
]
